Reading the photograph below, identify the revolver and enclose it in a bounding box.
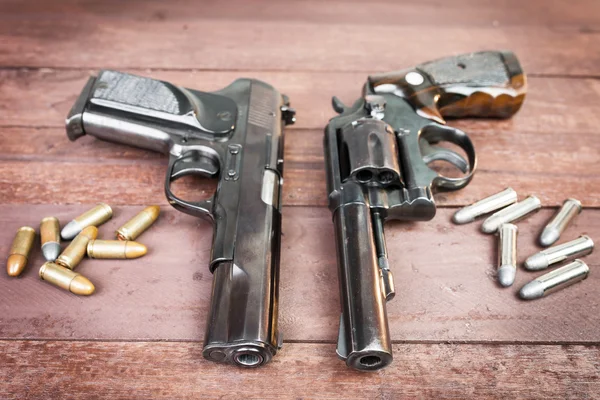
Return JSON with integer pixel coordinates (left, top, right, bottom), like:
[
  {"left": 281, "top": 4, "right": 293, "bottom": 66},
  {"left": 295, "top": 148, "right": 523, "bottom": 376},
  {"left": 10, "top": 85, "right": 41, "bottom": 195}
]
[
  {"left": 324, "top": 51, "right": 526, "bottom": 371},
  {"left": 66, "top": 71, "right": 295, "bottom": 367}
]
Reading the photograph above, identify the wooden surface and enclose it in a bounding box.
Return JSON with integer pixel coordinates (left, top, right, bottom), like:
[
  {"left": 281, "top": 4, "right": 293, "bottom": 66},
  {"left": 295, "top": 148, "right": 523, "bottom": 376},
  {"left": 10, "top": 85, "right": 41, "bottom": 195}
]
[{"left": 1, "top": 0, "right": 599, "bottom": 398}]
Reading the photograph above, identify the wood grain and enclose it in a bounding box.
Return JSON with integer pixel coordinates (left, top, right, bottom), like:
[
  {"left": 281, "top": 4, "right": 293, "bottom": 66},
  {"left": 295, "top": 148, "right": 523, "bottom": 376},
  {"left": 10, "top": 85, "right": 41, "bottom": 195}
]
[
  {"left": 2, "top": 69, "right": 600, "bottom": 130},
  {"left": 0, "top": 1, "right": 598, "bottom": 75},
  {"left": 1, "top": 71, "right": 600, "bottom": 207},
  {"left": 1, "top": 205, "right": 598, "bottom": 343},
  {"left": 1, "top": 341, "right": 599, "bottom": 399},
  {"left": 1, "top": 127, "right": 599, "bottom": 207}
]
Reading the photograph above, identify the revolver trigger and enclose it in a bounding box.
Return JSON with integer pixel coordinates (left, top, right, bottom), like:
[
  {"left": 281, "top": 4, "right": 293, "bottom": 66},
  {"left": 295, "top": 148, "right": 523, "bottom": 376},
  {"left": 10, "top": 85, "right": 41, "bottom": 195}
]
[
  {"left": 420, "top": 140, "right": 469, "bottom": 174},
  {"left": 170, "top": 151, "right": 219, "bottom": 180}
]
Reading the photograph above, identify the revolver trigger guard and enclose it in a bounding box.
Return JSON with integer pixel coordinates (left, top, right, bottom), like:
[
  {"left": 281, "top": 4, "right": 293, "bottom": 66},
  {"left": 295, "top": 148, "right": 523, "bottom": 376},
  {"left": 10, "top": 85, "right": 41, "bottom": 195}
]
[
  {"left": 164, "top": 153, "right": 216, "bottom": 221},
  {"left": 419, "top": 123, "right": 477, "bottom": 191},
  {"left": 420, "top": 141, "right": 469, "bottom": 174}
]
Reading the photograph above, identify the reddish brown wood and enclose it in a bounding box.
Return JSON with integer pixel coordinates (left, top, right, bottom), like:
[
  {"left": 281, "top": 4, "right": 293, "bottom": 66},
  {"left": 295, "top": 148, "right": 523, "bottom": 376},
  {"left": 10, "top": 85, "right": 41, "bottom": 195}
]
[
  {"left": 2, "top": 0, "right": 599, "bottom": 27},
  {"left": 1, "top": 205, "right": 598, "bottom": 343},
  {"left": 1, "top": 341, "right": 599, "bottom": 399},
  {"left": 2, "top": 70, "right": 600, "bottom": 131},
  {"left": 1, "top": 126, "right": 599, "bottom": 207},
  {"left": 0, "top": 1, "right": 598, "bottom": 75}
]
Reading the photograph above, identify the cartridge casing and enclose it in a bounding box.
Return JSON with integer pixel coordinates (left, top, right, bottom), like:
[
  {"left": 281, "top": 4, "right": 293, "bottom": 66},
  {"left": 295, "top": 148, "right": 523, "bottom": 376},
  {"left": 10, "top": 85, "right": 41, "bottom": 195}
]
[
  {"left": 39, "top": 262, "right": 95, "bottom": 296},
  {"left": 481, "top": 195, "right": 541, "bottom": 234},
  {"left": 7, "top": 226, "right": 36, "bottom": 277},
  {"left": 87, "top": 240, "right": 147, "bottom": 259},
  {"left": 453, "top": 188, "right": 518, "bottom": 224},
  {"left": 61, "top": 203, "right": 112, "bottom": 240},
  {"left": 519, "top": 259, "right": 589, "bottom": 300},
  {"left": 497, "top": 223, "right": 518, "bottom": 287},
  {"left": 40, "top": 217, "right": 61, "bottom": 261},
  {"left": 524, "top": 235, "right": 594, "bottom": 271},
  {"left": 116, "top": 206, "right": 160, "bottom": 241},
  {"left": 539, "top": 199, "right": 582, "bottom": 247},
  {"left": 56, "top": 226, "right": 98, "bottom": 270}
]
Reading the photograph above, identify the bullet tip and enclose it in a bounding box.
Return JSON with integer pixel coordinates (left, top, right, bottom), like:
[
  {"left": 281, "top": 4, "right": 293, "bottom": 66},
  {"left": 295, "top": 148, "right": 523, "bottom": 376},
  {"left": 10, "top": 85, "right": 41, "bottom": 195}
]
[
  {"left": 61, "top": 221, "right": 82, "bottom": 240},
  {"left": 524, "top": 253, "right": 549, "bottom": 271},
  {"left": 70, "top": 275, "right": 95, "bottom": 296},
  {"left": 7, "top": 254, "right": 27, "bottom": 277},
  {"left": 126, "top": 242, "right": 147, "bottom": 258},
  {"left": 41, "top": 242, "right": 61, "bottom": 262},
  {"left": 480, "top": 219, "right": 498, "bottom": 234},
  {"left": 519, "top": 280, "right": 544, "bottom": 300},
  {"left": 539, "top": 227, "right": 560, "bottom": 247},
  {"left": 145, "top": 205, "right": 161, "bottom": 219},
  {"left": 452, "top": 210, "right": 473, "bottom": 225},
  {"left": 497, "top": 266, "right": 516, "bottom": 287},
  {"left": 80, "top": 226, "right": 99, "bottom": 240}
]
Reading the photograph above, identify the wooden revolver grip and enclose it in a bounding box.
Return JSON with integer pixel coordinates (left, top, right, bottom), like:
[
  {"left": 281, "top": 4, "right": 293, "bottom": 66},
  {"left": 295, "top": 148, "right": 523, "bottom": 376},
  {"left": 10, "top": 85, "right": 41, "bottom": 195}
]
[{"left": 369, "top": 51, "right": 526, "bottom": 124}]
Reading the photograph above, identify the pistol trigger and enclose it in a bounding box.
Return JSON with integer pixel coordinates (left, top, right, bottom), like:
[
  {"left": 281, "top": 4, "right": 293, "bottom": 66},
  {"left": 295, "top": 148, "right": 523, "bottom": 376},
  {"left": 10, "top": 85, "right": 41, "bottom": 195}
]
[
  {"left": 170, "top": 151, "right": 219, "bottom": 180},
  {"left": 420, "top": 140, "right": 469, "bottom": 174}
]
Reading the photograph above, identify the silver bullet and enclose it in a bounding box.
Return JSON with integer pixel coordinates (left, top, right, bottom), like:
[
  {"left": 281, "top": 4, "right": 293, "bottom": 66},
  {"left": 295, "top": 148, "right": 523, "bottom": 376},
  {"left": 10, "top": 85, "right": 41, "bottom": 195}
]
[
  {"left": 519, "top": 259, "right": 589, "bottom": 300},
  {"left": 61, "top": 203, "right": 113, "bottom": 240},
  {"left": 539, "top": 199, "right": 582, "bottom": 247},
  {"left": 481, "top": 195, "right": 541, "bottom": 234},
  {"left": 452, "top": 188, "right": 518, "bottom": 224},
  {"left": 497, "top": 223, "right": 518, "bottom": 287},
  {"left": 524, "top": 235, "right": 594, "bottom": 271}
]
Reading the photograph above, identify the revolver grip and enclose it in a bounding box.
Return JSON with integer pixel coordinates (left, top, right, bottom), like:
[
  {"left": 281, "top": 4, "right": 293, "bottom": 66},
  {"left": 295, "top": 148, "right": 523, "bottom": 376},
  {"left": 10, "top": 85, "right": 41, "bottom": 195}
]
[
  {"left": 333, "top": 202, "right": 393, "bottom": 371},
  {"left": 369, "top": 51, "right": 526, "bottom": 123}
]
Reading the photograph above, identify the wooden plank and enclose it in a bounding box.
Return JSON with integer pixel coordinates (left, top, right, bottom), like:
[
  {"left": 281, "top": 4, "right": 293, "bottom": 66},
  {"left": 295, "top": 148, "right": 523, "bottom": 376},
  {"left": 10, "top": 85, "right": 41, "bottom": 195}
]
[
  {"left": 1, "top": 126, "right": 599, "bottom": 208},
  {"left": 2, "top": 70, "right": 600, "bottom": 131},
  {"left": 1, "top": 341, "right": 599, "bottom": 399},
  {"left": 2, "top": 0, "right": 599, "bottom": 27},
  {"left": 1, "top": 205, "right": 598, "bottom": 343},
  {"left": 0, "top": 1, "right": 598, "bottom": 75},
  {"left": 2, "top": 70, "right": 600, "bottom": 132}
]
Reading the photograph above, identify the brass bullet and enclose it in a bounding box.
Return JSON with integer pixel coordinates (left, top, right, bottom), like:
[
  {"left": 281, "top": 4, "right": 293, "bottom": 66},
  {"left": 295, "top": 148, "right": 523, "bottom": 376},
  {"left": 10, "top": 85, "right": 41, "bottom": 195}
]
[
  {"left": 87, "top": 240, "right": 147, "bottom": 259},
  {"left": 7, "top": 226, "right": 36, "bottom": 277},
  {"left": 116, "top": 205, "right": 160, "bottom": 241},
  {"left": 39, "top": 262, "right": 95, "bottom": 296},
  {"left": 40, "top": 217, "right": 61, "bottom": 261},
  {"left": 61, "top": 203, "right": 113, "bottom": 240},
  {"left": 56, "top": 226, "right": 98, "bottom": 270}
]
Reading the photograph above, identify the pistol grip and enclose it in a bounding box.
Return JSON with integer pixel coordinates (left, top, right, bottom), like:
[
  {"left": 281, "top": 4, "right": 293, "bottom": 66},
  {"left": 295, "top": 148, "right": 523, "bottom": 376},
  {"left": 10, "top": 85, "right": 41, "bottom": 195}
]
[{"left": 369, "top": 51, "right": 526, "bottom": 123}]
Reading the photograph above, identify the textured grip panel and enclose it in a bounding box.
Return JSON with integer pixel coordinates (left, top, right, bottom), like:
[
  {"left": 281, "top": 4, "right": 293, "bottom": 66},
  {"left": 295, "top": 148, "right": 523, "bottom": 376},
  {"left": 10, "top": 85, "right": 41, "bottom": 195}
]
[
  {"left": 94, "top": 71, "right": 183, "bottom": 114},
  {"left": 418, "top": 51, "right": 526, "bottom": 119},
  {"left": 369, "top": 51, "right": 526, "bottom": 121},
  {"left": 418, "top": 52, "right": 511, "bottom": 88}
]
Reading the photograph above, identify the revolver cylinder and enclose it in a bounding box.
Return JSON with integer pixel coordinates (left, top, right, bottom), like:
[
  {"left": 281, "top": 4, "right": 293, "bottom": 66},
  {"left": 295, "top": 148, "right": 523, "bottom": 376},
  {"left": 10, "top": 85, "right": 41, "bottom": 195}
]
[{"left": 340, "top": 119, "right": 401, "bottom": 185}]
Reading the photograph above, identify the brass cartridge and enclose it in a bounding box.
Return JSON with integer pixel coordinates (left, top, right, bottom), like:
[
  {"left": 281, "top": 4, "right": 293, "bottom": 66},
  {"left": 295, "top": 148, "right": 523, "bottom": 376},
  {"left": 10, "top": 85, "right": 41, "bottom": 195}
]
[
  {"left": 7, "top": 226, "right": 36, "bottom": 277},
  {"left": 56, "top": 226, "right": 98, "bottom": 270},
  {"left": 61, "top": 203, "right": 112, "bottom": 240},
  {"left": 87, "top": 240, "right": 147, "bottom": 259},
  {"left": 116, "top": 206, "right": 160, "bottom": 241},
  {"left": 40, "top": 217, "right": 61, "bottom": 261},
  {"left": 39, "top": 262, "right": 95, "bottom": 296}
]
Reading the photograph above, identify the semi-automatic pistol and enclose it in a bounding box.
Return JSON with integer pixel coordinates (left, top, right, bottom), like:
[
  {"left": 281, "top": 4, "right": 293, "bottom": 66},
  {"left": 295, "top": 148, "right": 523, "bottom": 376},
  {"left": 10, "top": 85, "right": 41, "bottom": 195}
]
[
  {"left": 324, "top": 51, "right": 526, "bottom": 371},
  {"left": 66, "top": 71, "right": 296, "bottom": 367}
]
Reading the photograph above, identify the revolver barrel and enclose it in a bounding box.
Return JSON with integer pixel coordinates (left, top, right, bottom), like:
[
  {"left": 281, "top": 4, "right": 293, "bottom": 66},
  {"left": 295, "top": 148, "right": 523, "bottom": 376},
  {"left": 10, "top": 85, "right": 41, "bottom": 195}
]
[{"left": 333, "top": 202, "right": 393, "bottom": 371}]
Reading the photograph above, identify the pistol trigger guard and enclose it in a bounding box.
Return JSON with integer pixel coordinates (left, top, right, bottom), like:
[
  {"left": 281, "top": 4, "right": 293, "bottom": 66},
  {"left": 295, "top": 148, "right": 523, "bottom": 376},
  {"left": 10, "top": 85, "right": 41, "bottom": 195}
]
[
  {"left": 419, "top": 123, "right": 477, "bottom": 191},
  {"left": 164, "top": 153, "right": 216, "bottom": 221}
]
